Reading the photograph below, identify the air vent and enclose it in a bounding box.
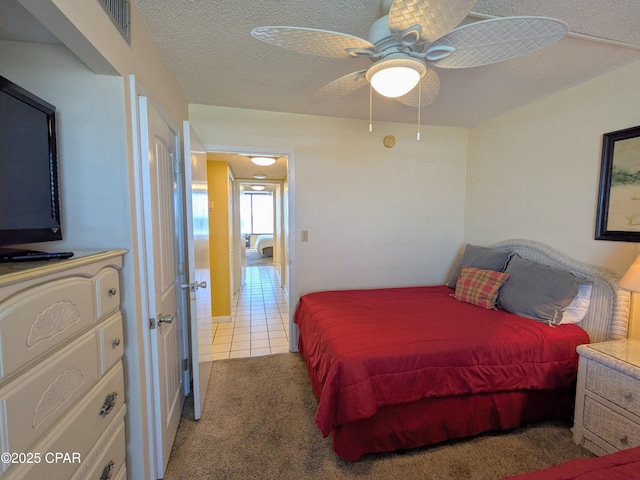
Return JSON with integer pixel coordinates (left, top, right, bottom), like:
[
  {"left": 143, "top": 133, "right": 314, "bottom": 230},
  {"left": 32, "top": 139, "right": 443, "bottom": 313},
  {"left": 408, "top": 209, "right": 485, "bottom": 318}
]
[{"left": 98, "top": 0, "right": 130, "bottom": 43}]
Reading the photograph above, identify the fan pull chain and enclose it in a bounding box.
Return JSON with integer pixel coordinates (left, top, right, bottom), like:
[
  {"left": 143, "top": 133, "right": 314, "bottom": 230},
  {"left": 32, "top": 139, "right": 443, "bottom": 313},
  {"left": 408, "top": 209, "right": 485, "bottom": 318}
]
[
  {"left": 369, "top": 84, "right": 373, "bottom": 133},
  {"left": 417, "top": 81, "right": 421, "bottom": 141}
]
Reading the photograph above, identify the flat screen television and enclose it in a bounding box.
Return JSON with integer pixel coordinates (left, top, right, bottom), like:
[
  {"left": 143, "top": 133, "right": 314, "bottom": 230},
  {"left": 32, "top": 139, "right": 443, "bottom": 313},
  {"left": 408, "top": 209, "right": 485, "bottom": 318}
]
[{"left": 0, "top": 75, "right": 62, "bottom": 255}]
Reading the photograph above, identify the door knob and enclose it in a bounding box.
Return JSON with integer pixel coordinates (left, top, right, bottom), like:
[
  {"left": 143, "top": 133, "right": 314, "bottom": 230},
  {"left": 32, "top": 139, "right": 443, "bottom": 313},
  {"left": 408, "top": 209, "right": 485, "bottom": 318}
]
[
  {"left": 157, "top": 313, "right": 174, "bottom": 324},
  {"left": 181, "top": 281, "right": 208, "bottom": 291}
]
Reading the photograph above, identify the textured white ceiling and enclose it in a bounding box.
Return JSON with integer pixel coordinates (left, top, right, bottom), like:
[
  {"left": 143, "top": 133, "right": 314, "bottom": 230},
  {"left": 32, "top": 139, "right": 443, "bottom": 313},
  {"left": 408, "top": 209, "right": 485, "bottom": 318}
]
[
  {"left": 130, "top": 0, "right": 640, "bottom": 127},
  {"left": 474, "top": 0, "right": 640, "bottom": 46},
  {"left": 2, "top": 0, "right": 639, "bottom": 129}
]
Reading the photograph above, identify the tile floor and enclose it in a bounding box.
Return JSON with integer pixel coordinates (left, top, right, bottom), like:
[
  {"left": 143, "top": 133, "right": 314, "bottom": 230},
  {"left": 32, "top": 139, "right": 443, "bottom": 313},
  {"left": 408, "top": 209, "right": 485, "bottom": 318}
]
[{"left": 208, "top": 265, "right": 290, "bottom": 360}]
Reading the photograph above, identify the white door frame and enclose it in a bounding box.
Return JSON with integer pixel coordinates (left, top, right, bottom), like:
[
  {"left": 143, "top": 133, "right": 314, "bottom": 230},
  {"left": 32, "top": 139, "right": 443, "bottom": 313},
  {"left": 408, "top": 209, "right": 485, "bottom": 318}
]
[
  {"left": 236, "top": 179, "right": 284, "bottom": 282},
  {"left": 203, "top": 144, "right": 297, "bottom": 351},
  {"left": 128, "top": 74, "right": 157, "bottom": 479}
]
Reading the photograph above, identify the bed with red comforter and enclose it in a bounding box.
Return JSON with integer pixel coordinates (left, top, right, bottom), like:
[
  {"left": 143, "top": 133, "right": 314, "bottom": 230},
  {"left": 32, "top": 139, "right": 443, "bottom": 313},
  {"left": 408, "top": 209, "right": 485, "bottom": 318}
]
[
  {"left": 294, "top": 240, "right": 630, "bottom": 461},
  {"left": 505, "top": 446, "right": 640, "bottom": 479}
]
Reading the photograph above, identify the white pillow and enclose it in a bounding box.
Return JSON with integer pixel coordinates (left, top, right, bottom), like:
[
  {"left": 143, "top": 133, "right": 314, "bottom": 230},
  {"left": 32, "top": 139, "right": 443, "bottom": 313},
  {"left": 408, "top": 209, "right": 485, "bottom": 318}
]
[{"left": 559, "top": 284, "right": 593, "bottom": 325}]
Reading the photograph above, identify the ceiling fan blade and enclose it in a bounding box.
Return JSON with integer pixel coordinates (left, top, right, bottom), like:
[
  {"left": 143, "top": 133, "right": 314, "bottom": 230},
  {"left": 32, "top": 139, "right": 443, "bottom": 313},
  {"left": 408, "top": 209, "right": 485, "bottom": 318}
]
[
  {"left": 395, "top": 69, "right": 440, "bottom": 107},
  {"left": 251, "top": 26, "right": 374, "bottom": 58},
  {"left": 426, "top": 17, "right": 568, "bottom": 68},
  {"left": 388, "top": 0, "right": 476, "bottom": 45},
  {"left": 310, "top": 70, "right": 368, "bottom": 104}
]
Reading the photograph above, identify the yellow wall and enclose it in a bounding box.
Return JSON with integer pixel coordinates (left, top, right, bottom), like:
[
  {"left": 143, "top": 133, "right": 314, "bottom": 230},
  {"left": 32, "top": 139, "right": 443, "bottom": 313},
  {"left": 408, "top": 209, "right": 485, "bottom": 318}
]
[{"left": 207, "top": 159, "right": 231, "bottom": 317}]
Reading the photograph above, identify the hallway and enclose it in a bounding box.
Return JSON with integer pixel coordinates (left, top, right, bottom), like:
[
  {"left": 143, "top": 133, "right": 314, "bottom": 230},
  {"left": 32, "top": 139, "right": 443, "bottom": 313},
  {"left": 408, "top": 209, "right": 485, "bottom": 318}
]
[{"left": 206, "top": 265, "right": 290, "bottom": 360}]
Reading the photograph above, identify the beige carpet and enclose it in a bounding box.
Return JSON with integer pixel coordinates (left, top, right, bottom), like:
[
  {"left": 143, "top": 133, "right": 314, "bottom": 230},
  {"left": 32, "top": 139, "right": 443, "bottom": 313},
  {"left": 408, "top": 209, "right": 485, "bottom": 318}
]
[{"left": 163, "top": 353, "right": 592, "bottom": 480}]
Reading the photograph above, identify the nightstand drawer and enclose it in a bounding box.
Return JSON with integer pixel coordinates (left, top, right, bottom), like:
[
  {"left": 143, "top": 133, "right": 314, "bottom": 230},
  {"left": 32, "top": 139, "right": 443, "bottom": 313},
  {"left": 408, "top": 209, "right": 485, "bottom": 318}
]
[
  {"left": 583, "top": 396, "right": 640, "bottom": 450},
  {"left": 586, "top": 359, "right": 640, "bottom": 416}
]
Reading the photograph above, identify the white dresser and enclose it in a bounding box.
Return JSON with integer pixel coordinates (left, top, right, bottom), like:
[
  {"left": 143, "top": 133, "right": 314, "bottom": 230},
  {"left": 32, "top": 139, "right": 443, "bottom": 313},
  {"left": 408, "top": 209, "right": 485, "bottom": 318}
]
[
  {"left": 0, "top": 250, "right": 127, "bottom": 480},
  {"left": 573, "top": 339, "right": 640, "bottom": 456}
]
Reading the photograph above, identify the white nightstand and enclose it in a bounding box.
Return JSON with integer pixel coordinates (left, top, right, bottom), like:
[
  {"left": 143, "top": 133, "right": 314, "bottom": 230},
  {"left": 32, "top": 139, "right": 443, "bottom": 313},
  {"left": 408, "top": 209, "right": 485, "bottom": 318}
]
[{"left": 573, "top": 339, "right": 640, "bottom": 456}]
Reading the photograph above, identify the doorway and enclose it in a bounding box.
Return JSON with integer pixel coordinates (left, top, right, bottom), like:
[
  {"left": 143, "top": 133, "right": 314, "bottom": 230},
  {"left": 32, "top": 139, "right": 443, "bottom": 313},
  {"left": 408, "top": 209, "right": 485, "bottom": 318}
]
[
  {"left": 241, "top": 183, "right": 278, "bottom": 266},
  {"left": 200, "top": 148, "right": 293, "bottom": 360}
]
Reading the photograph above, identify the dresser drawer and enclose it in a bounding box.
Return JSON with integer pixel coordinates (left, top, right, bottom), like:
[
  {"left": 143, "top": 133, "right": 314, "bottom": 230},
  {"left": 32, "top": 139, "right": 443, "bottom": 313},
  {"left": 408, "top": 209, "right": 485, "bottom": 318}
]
[
  {"left": 71, "top": 416, "right": 126, "bottom": 480},
  {"left": 0, "top": 331, "right": 100, "bottom": 457},
  {"left": 94, "top": 267, "right": 121, "bottom": 319},
  {"left": 583, "top": 396, "right": 640, "bottom": 450},
  {"left": 586, "top": 358, "right": 640, "bottom": 416},
  {"left": 97, "top": 313, "right": 124, "bottom": 375},
  {"left": 2, "top": 362, "right": 125, "bottom": 480},
  {"left": 0, "top": 277, "right": 95, "bottom": 381}
]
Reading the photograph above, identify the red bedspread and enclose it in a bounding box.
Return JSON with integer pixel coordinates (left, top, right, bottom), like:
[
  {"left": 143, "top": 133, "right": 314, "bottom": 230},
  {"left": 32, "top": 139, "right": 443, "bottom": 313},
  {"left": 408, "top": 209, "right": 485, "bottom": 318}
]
[
  {"left": 505, "top": 447, "right": 640, "bottom": 479},
  {"left": 294, "top": 285, "right": 590, "bottom": 437}
]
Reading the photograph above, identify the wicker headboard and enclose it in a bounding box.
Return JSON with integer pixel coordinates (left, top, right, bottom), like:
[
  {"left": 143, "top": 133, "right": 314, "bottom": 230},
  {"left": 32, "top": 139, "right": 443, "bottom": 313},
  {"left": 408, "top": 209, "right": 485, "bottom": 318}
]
[{"left": 490, "top": 239, "right": 630, "bottom": 342}]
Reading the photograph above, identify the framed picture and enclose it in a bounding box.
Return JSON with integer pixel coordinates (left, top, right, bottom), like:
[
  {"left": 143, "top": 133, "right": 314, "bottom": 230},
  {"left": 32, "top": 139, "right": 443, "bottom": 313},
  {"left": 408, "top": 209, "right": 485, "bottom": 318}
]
[{"left": 595, "top": 125, "right": 640, "bottom": 241}]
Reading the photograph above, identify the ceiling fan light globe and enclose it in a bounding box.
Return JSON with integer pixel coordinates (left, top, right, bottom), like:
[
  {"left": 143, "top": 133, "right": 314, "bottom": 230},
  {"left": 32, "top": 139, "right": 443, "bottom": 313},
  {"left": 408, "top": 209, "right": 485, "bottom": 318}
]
[
  {"left": 366, "top": 56, "right": 427, "bottom": 98},
  {"left": 370, "top": 67, "right": 421, "bottom": 98}
]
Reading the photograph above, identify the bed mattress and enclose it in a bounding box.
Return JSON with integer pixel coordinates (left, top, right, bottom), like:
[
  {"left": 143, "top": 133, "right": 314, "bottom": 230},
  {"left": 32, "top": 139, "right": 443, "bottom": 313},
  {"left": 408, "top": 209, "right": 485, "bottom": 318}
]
[{"left": 295, "top": 285, "right": 590, "bottom": 443}]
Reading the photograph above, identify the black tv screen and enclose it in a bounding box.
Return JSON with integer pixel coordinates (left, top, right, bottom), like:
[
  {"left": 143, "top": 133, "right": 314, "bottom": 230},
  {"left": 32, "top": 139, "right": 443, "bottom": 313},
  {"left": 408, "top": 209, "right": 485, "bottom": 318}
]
[{"left": 0, "top": 75, "right": 62, "bottom": 249}]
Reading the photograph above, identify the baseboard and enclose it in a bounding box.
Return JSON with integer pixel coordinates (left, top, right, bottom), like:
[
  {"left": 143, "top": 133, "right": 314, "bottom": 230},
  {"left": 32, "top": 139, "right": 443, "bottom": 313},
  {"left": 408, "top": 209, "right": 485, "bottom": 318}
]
[{"left": 212, "top": 315, "right": 231, "bottom": 323}]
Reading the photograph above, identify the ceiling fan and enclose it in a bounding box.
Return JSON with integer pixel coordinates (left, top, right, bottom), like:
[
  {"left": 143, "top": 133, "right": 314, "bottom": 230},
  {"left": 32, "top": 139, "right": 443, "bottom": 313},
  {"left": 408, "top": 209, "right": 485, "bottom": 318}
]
[{"left": 251, "top": 0, "right": 568, "bottom": 109}]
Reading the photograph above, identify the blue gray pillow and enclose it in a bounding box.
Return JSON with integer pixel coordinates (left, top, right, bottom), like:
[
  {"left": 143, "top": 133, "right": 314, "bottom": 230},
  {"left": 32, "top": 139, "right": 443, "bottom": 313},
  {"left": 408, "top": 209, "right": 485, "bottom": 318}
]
[
  {"left": 497, "top": 255, "right": 580, "bottom": 324},
  {"left": 447, "top": 244, "right": 513, "bottom": 289}
]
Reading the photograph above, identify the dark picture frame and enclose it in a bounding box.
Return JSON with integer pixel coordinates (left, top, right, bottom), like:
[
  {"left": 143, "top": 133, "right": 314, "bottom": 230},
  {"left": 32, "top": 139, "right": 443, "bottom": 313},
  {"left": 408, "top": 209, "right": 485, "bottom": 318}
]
[{"left": 595, "top": 125, "right": 640, "bottom": 242}]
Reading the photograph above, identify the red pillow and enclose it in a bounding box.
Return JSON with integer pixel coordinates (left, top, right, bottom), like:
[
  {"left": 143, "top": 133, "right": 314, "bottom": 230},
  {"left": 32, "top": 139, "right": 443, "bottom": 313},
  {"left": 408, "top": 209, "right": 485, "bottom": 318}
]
[{"left": 453, "top": 266, "right": 510, "bottom": 309}]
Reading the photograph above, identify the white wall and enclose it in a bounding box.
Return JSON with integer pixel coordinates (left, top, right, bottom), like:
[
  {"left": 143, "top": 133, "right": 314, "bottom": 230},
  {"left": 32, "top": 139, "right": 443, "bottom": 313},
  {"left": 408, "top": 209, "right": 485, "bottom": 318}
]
[
  {"left": 0, "top": 41, "right": 130, "bottom": 252},
  {"left": 7, "top": 1, "right": 191, "bottom": 478},
  {"left": 0, "top": 37, "right": 151, "bottom": 474},
  {"left": 20, "top": 0, "right": 187, "bottom": 123},
  {"left": 466, "top": 59, "right": 640, "bottom": 278},
  {"left": 189, "top": 105, "right": 468, "bottom": 298}
]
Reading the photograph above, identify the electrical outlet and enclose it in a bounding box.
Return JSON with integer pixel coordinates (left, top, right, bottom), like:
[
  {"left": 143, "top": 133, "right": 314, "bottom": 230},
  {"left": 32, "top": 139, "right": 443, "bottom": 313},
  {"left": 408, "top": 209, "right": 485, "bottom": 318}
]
[{"left": 301, "top": 230, "right": 309, "bottom": 242}]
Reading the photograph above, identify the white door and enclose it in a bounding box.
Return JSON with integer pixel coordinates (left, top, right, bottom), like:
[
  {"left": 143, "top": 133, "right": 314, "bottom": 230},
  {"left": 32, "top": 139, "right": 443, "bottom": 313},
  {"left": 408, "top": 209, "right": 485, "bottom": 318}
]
[
  {"left": 139, "top": 96, "right": 185, "bottom": 477},
  {"left": 228, "top": 171, "right": 236, "bottom": 297},
  {"left": 182, "top": 122, "right": 212, "bottom": 419}
]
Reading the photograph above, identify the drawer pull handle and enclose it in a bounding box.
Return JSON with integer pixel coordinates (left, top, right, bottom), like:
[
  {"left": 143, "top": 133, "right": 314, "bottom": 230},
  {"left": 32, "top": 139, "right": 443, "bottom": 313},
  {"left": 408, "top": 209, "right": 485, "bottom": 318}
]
[
  {"left": 99, "top": 392, "right": 118, "bottom": 416},
  {"left": 625, "top": 392, "right": 634, "bottom": 402},
  {"left": 621, "top": 435, "right": 629, "bottom": 445},
  {"left": 112, "top": 338, "right": 121, "bottom": 348},
  {"left": 100, "top": 460, "right": 115, "bottom": 480},
  {"left": 108, "top": 288, "right": 117, "bottom": 297}
]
